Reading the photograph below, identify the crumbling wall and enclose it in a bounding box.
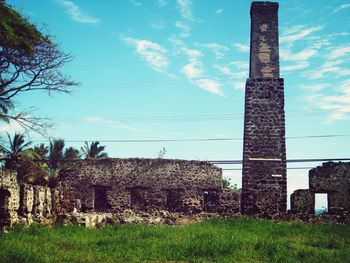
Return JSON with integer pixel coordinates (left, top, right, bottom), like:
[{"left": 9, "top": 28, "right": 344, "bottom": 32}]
[
  {"left": 0, "top": 170, "right": 20, "bottom": 230},
  {"left": 56, "top": 158, "right": 237, "bottom": 215},
  {"left": 0, "top": 170, "right": 54, "bottom": 230},
  {"left": 219, "top": 189, "right": 241, "bottom": 215},
  {"left": 290, "top": 162, "right": 350, "bottom": 215},
  {"left": 290, "top": 189, "right": 314, "bottom": 214},
  {"left": 309, "top": 162, "right": 350, "bottom": 214}
]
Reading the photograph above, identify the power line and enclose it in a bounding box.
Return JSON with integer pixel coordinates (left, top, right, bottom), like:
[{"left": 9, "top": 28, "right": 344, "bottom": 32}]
[
  {"left": 222, "top": 167, "right": 314, "bottom": 171},
  {"left": 31, "top": 134, "right": 350, "bottom": 143},
  {"left": 210, "top": 158, "right": 350, "bottom": 164},
  {"left": 52, "top": 110, "right": 334, "bottom": 123}
]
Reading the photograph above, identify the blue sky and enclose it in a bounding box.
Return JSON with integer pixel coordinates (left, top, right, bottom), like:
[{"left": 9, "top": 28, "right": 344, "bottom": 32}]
[{"left": 2, "top": 0, "right": 350, "bottom": 209}]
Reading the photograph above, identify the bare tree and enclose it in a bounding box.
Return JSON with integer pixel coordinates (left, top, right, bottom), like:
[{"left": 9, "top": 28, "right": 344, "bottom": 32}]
[{"left": 0, "top": 2, "right": 79, "bottom": 135}]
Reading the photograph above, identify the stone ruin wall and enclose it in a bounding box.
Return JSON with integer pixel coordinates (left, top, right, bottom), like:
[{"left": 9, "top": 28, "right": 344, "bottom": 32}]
[
  {"left": 291, "top": 162, "right": 350, "bottom": 215},
  {"left": 56, "top": 158, "right": 240, "bottom": 215},
  {"left": 0, "top": 158, "right": 240, "bottom": 230},
  {"left": 0, "top": 170, "right": 54, "bottom": 230}
]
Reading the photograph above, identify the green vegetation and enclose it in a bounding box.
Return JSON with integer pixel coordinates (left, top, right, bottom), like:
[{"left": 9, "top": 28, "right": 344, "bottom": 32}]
[
  {"left": 0, "top": 217, "right": 349, "bottom": 263},
  {"left": 0, "top": 0, "right": 43, "bottom": 55},
  {"left": 0, "top": 132, "right": 108, "bottom": 184},
  {"left": 0, "top": 1, "right": 78, "bottom": 134}
]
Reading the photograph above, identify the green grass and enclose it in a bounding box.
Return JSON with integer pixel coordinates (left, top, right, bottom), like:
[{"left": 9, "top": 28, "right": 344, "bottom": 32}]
[{"left": 0, "top": 217, "right": 349, "bottom": 262}]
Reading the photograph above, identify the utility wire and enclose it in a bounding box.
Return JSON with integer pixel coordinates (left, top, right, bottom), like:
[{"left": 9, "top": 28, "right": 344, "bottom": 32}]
[
  {"left": 31, "top": 134, "right": 350, "bottom": 143},
  {"left": 210, "top": 158, "right": 350, "bottom": 164},
  {"left": 52, "top": 110, "right": 334, "bottom": 123},
  {"left": 222, "top": 167, "right": 314, "bottom": 171}
]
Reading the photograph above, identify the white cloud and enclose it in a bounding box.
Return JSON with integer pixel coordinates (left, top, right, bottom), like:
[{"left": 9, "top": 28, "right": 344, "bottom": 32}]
[
  {"left": 334, "top": 3, "right": 350, "bottom": 13},
  {"left": 177, "top": 0, "right": 193, "bottom": 20},
  {"left": 233, "top": 43, "right": 249, "bottom": 53},
  {"left": 305, "top": 79, "right": 350, "bottom": 123},
  {"left": 151, "top": 20, "right": 166, "bottom": 30},
  {"left": 229, "top": 61, "right": 249, "bottom": 70},
  {"left": 183, "top": 47, "right": 203, "bottom": 62},
  {"left": 182, "top": 62, "right": 203, "bottom": 79},
  {"left": 214, "top": 65, "right": 233, "bottom": 77},
  {"left": 300, "top": 83, "right": 329, "bottom": 92},
  {"left": 179, "top": 47, "right": 223, "bottom": 95},
  {"left": 281, "top": 61, "right": 309, "bottom": 72},
  {"left": 280, "top": 25, "right": 323, "bottom": 44},
  {"left": 124, "top": 37, "right": 169, "bottom": 73},
  {"left": 279, "top": 48, "right": 317, "bottom": 73},
  {"left": 182, "top": 48, "right": 203, "bottom": 79},
  {"left": 129, "top": 0, "right": 142, "bottom": 7},
  {"left": 215, "top": 9, "right": 224, "bottom": 15},
  {"left": 194, "top": 78, "right": 223, "bottom": 95},
  {"left": 175, "top": 21, "right": 191, "bottom": 38},
  {"left": 56, "top": 0, "right": 100, "bottom": 24},
  {"left": 280, "top": 48, "right": 317, "bottom": 61},
  {"left": 214, "top": 64, "right": 248, "bottom": 79},
  {"left": 157, "top": 0, "right": 168, "bottom": 7},
  {"left": 304, "top": 60, "right": 350, "bottom": 79},
  {"left": 232, "top": 82, "right": 245, "bottom": 90},
  {"left": 81, "top": 116, "right": 150, "bottom": 133},
  {"left": 197, "top": 43, "right": 229, "bottom": 59},
  {"left": 0, "top": 120, "right": 25, "bottom": 134},
  {"left": 326, "top": 46, "right": 350, "bottom": 60}
]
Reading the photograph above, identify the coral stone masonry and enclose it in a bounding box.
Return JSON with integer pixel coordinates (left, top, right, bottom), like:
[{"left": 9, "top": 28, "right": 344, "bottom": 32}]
[
  {"left": 56, "top": 158, "right": 226, "bottom": 214},
  {"left": 242, "top": 1, "right": 287, "bottom": 215},
  {"left": 0, "top": 159, "right": 241, "bottom": 231},
  {"left": 291, "top": 162, "right": 350, "bottom": 214}
]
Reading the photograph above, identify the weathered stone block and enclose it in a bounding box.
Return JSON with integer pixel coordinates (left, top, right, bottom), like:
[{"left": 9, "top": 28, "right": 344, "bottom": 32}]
[
  {"left": 0, "top": 170, "right": 20, "bottom": 230},
  {"left": 291, "top": 189, "right": 314, "bottom": 214},
  {"left": 32, "top": 185, "right": 46, "bottom": 222},
  {"left": 219, "top": 189, "right": 241, "bottom": 215}
]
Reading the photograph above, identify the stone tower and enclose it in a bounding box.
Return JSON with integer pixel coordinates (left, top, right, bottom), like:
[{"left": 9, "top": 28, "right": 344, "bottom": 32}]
[{"left": 241, "top": 1, "right": 287, "bottom": 215}]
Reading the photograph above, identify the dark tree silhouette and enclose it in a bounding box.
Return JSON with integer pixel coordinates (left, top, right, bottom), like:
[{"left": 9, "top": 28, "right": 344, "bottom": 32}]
[
  {"left": 1, "top": 132, "right": 31, "bottom": 169},
  {"left": 48, "top": 139, "right": 80, "bottom": 178},
  {"left": 0, "top": 1, "right": 78, "bottom": 134},
  {"left": 81, "top": 141, "right": 108, "bottom": 160}
]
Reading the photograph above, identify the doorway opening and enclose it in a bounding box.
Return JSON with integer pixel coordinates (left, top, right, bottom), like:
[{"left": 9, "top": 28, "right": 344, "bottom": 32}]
[
  {"left": 315, "top": 193, "right": 328, "bottom": 215},
  {"left": 0, "top": 188, "right": 11, "bottom": 225},
  {"left": 93, "top": 186, "right": 110, "bottom": 212}
]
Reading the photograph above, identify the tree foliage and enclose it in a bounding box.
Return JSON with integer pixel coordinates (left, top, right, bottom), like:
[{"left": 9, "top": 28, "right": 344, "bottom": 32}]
[
  {"left": 45, "top": 139, "right": 80, "bottom": 178},
  {"left": 1, "top": 132, "right": 31, "bottom": 169},
  {"left": 81, "top": 141, "right": 108, "bottom": 160},
  {"left": 0, "top": 0, "right": 43, "bottom": 55},
  {"left": 0, "top": 1, "right": 78, "bottom": 134}
]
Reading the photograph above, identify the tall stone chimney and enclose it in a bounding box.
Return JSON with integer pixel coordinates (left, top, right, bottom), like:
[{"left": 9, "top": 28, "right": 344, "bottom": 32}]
[{"left": 241, "top": 1, "right": 287, "bottom": 215}]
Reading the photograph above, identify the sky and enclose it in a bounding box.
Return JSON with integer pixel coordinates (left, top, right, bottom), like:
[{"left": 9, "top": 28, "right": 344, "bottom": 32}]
[{"left": 2, "top": 0, "right": 350, "bottom": 209}]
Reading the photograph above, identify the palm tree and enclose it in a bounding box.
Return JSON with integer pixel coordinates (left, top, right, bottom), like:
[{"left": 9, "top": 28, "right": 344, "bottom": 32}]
[
  {"left": 32, "top": 143, "right": 49, "bottom": 160},
  {"left": 64, "top": 147, "right": 80, "bottom": 160},
  {"left": 81, "top": 141, "right": 107, "bottom": 160},
  {"left": 48, "top": 139, "right": 65, "bottom": 178},
  {"left": 2, "top": 132, "right": 31, "bottom": 169},
  {"left": 48, "top": 139, "right": 80, "bottom": 178}
]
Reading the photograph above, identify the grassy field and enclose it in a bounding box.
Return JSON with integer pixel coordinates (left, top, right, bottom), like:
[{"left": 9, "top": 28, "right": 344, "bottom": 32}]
[{"left": 0, "top": 217, "right": 349, "bottom": 263}]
